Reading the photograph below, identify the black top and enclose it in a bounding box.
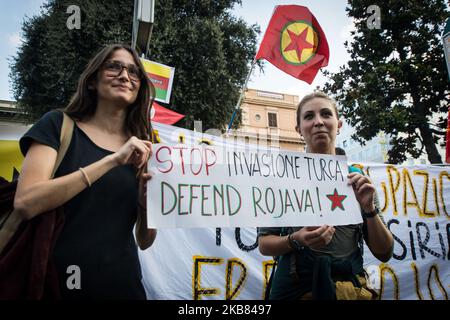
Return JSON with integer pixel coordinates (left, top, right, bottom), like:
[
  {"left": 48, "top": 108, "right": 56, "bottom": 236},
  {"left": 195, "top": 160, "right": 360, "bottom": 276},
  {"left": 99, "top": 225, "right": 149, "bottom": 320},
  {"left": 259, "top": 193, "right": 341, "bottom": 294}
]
[{"left": 20, "top": 111, "right": 146, "bottom": 300}]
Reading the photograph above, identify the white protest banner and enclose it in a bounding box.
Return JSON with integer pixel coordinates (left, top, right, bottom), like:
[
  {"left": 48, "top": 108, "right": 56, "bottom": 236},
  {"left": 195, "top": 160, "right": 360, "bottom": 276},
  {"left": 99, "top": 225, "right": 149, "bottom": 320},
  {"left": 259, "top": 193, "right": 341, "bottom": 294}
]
[
  {"left": 140, "top": 163, "right": 450, "bottom": 300},
  {"left": 138, "top": 124, "right": 449, "bottom": 300},
  {"left": 147, "top": 143, "right": 363, "bottom": 228},
  {"left": 360, "top": 163, "right": 449, "bottom": 300},
  {"left": 140, "top": 227, "right": 268, "bottom": 300},
  {"left": 2, "top": 122, "right": 448, "bottom": 299}
]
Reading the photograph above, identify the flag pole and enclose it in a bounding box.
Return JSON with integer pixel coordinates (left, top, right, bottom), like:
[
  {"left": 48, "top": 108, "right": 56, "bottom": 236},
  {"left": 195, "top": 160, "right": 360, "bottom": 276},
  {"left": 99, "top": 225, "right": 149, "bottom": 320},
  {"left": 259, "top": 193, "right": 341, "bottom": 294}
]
[
  {"left": 446, "top": 105, "right": 450, "bottom": 163},
  {"left": 443, "top": 17, "right": 450, "bottom": 163},
  {"left": 225, "top": 6, "right": 279, "bottom": 135},
  {"left": 226, "top": 57, "right": 257, "bottom": 135}
]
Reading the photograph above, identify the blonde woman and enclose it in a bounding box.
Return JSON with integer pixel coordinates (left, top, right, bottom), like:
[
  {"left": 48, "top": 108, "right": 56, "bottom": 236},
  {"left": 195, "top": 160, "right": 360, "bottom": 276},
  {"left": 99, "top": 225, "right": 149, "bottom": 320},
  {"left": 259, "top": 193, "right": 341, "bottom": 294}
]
[{"left": 258, "top": 92, "right": 393, "bottom": 300}]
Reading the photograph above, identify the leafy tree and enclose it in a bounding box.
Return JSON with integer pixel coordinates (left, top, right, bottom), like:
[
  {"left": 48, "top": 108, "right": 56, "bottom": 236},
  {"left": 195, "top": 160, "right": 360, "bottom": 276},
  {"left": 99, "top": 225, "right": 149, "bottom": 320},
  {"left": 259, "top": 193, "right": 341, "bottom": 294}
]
[
  {"left": 148, "top": 0, "right": 259, "bottom": 130},
  {"left": 10, "top": 0, "right": 259, "bottom": 131},
  {"left": 323, "top": 0, "right": 449, "bottom": 163}
]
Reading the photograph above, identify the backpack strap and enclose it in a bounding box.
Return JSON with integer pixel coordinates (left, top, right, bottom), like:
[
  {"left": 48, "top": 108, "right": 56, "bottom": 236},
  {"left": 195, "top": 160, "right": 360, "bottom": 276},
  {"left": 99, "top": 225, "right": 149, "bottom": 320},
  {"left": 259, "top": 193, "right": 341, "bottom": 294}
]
[{"left": 264, "top": 227, "right": 290, "bottom": 300}]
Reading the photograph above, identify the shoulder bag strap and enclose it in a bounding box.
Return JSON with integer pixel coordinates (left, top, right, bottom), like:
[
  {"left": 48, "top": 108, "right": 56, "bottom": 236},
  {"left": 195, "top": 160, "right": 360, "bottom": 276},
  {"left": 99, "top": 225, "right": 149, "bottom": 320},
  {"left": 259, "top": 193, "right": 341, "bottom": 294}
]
[
  {"left": 51, "top": 111, "right": 74, "bottom": 178},
  {"left": 264, "top": 227, "right": 289, "bottom": 300},
  {"left": 0, "top": 111, "right": 74, "bottom": 255}
]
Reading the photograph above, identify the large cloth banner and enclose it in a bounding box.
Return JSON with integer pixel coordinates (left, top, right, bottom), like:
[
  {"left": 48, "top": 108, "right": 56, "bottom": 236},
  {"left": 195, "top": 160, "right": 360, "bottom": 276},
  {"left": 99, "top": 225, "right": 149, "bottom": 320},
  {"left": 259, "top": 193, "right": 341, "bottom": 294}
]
[
  {"left": 140, "top": 123, "right": 450, "bottom": 300},
  {"left": 147, "top": 143, "right": 362, "bottom": 228},
  {"left": 140, "top": 163, "right": 450, "bottom": 300},
  {"left": 361, "top": 164, "right": 449, "bottom": 300},
  {"left": 0, "top": 122, "right": 449, "bottom": 300},
  {"left": 0, "top": 124, "right": 29, "bottom": 182}
]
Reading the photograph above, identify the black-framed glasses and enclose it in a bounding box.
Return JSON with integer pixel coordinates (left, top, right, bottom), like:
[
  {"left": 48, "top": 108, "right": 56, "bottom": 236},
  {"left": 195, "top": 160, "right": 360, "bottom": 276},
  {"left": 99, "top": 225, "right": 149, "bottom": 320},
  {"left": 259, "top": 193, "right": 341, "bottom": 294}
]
[{"left": 102, "top": 60, "right": 143, "bottom": 81}]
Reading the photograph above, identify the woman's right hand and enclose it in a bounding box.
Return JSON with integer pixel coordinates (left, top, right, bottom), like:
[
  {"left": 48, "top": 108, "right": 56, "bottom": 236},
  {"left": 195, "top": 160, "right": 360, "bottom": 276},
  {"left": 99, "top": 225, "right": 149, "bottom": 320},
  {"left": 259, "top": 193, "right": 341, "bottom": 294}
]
[
  {"left": 112, "top": 136, "right": 152, "bottom": 169},
  {"left": 292, "top": 225, "right": 335, "bottom": 250}
]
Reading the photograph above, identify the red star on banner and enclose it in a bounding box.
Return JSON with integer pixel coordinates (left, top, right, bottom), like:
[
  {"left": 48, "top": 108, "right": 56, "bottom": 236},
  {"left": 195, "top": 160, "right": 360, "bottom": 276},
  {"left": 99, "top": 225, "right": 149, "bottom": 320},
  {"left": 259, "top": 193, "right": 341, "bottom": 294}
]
[
  {"left": 326, "top": 188, "right": 347, "bottom": 211},
  {"left": 284, "top": 28, "right": 314, "bottom": 60}
]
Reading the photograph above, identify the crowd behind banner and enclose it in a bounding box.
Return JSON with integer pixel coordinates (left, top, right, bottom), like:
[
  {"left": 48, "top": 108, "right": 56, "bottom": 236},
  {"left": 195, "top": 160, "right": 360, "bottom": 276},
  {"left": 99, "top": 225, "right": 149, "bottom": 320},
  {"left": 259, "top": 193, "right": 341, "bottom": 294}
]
[{"left": 0, "top": 122, "right": 449, "bottom": 300}]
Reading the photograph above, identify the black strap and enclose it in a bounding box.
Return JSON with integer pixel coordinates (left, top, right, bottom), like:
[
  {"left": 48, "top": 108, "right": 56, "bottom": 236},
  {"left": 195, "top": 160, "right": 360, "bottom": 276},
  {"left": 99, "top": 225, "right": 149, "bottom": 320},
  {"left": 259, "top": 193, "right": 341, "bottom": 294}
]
[
  {"left": 264, "top": 256, "right": 277, "bottom": 300},
  {"left": 264, "top": 227, "right": 290, "bottom": 300}
]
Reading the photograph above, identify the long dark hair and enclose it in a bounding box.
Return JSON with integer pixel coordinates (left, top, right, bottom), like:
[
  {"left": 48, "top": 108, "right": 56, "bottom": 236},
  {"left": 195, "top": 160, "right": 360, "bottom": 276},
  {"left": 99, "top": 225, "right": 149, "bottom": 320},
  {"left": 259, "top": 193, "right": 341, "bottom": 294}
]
[{"left": 65, "top": 44, "right": 155, "bottom": 140}]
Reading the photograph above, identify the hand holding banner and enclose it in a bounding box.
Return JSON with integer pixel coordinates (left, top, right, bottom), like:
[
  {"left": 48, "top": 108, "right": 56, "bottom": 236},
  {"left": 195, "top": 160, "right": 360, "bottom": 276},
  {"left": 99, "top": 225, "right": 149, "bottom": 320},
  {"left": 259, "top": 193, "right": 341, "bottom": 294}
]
[{"left": 147, "top": 144, "right": 362, "bottom": 228}]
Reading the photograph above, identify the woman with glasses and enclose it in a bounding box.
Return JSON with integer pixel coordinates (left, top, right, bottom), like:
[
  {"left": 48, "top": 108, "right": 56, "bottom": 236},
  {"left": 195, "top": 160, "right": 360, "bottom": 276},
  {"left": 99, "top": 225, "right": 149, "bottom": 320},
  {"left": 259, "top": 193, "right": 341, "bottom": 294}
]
[{"left": 14, "top": 44, "right": 156, "bottom": 299}]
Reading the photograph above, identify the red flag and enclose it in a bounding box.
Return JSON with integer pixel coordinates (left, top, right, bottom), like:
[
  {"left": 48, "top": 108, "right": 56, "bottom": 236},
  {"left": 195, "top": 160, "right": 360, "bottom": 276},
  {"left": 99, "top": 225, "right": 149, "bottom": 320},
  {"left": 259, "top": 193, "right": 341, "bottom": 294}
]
[
  {"left": 151, "top": 102, "right": 185, "bottom": 125},
  {"left": 255, "top": 5, "right": 329, "bottom": 84},
  {"left": 446, "top": 106, "right": 450, "bottom": 163}
]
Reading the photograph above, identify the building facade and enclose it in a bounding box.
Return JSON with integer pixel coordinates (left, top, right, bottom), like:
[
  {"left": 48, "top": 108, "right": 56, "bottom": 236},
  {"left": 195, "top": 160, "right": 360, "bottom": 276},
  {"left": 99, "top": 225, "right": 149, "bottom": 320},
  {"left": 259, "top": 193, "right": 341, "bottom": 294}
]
[
  {"left": 336, "top": 119, "right": 446, "bottom": 165},
  {"left": 230, "top": 89, "right": 305, "bottom": 152},
  {"left": 0, "top": 100, "right": 30, "bottom": 125},
  {"left": 336, "top": 121, "right": 391, "bottom": 163}
]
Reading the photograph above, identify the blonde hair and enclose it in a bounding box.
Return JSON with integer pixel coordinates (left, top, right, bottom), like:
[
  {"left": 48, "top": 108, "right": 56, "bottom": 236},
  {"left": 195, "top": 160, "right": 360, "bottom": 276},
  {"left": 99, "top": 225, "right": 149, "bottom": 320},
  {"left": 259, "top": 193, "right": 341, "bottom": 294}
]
[{"left": 296, "top": 91, "right": 339, "bottom": 128}]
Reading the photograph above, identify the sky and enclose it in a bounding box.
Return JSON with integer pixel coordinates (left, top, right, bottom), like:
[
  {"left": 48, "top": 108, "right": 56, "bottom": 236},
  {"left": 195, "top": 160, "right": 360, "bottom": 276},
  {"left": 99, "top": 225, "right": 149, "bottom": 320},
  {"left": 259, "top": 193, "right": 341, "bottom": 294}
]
[
  {"left": 0, "top": 0, "right": 45, "bottom": 101},
  {"left": 0, "top": 0, "right": 353, "bottom": 102}
]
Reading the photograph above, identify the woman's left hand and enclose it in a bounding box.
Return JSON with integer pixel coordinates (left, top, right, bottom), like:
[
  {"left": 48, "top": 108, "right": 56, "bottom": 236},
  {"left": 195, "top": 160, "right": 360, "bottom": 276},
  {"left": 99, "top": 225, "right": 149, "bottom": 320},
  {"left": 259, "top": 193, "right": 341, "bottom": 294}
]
[{"left": 348, "top": 172, "right": 376, "bottom": 213}]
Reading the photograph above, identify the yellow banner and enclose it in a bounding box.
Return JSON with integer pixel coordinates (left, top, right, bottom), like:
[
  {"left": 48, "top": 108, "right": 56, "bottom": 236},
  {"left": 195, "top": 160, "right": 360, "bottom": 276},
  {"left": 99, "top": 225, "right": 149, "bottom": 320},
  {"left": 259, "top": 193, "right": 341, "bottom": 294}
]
[{"left": 0, "top": 140, "right": 23, "bottom": 181}]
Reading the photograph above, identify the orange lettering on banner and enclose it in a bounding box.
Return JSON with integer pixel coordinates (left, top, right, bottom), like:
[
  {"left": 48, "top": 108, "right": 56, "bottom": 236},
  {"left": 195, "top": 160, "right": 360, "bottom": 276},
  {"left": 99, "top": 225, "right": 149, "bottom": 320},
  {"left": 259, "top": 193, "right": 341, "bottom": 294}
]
[
  {"left": 380, "top": 168, "right": 449, "bottom": 219},
  {"left": 197, "top": 138, "right": 213, "bottom": 146},
  {"left": 427, "top": 264, "right": 448, "bottom": 300},
  {"left": 192, "top": 256, "right": 223, "bottom": 300},
  {"left": 439, "top": 171, "right": 450, "bottom": 218},
  {"left": 379, "top": 263, "right": 400, "bottom": 300},
  {"left": 410, "top": 262, "right": 424, "bottom": 300},
  {"left": 192, "top": 256, "right": 253, "bottom": 300},
  {"left": 402, "top": 169, "right": 423, "bottom": 217},
  {"left": 239, "top": 164, "right": 449, "bottom": 223},
  {"left": 409, "top": 263, "right": 448, "bottom": 300},
  {"left": 152, "top": 129, "right": 162, "bottom": 143},
  {"left": 432, "top": 178, "right": 441, "bottom": 216},
  {"left": 413, "top": 170, "right": 436, "bottom": 217},
  {"left": 262, "top": 260, "right": 276, "bottom": 300},
  {"left": 380, "top": 181, "right": 389, "bottom": 213},
  {"left": 387, "top": 165, "right": 401, "bottom": 216},
  {"left": 225, "top": 258, "right": 248, "bottom": 300}
]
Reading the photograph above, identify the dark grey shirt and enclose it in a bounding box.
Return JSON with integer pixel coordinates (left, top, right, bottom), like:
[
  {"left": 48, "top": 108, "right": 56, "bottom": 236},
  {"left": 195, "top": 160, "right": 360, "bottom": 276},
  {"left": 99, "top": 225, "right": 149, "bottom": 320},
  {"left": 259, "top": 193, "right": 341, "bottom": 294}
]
[{"left": 258, "top": 183, "right": 384, "bottom": 259}]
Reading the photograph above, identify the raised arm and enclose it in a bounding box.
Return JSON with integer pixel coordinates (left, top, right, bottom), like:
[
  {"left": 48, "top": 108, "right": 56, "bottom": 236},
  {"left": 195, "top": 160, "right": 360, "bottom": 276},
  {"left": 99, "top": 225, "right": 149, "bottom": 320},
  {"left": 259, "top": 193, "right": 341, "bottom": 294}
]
[
  {"left": 348, "top": 172, "right": 394, "bottom": 262},
  {"left": 14, "top": 136, "right": 151, "bottom": 220}
]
